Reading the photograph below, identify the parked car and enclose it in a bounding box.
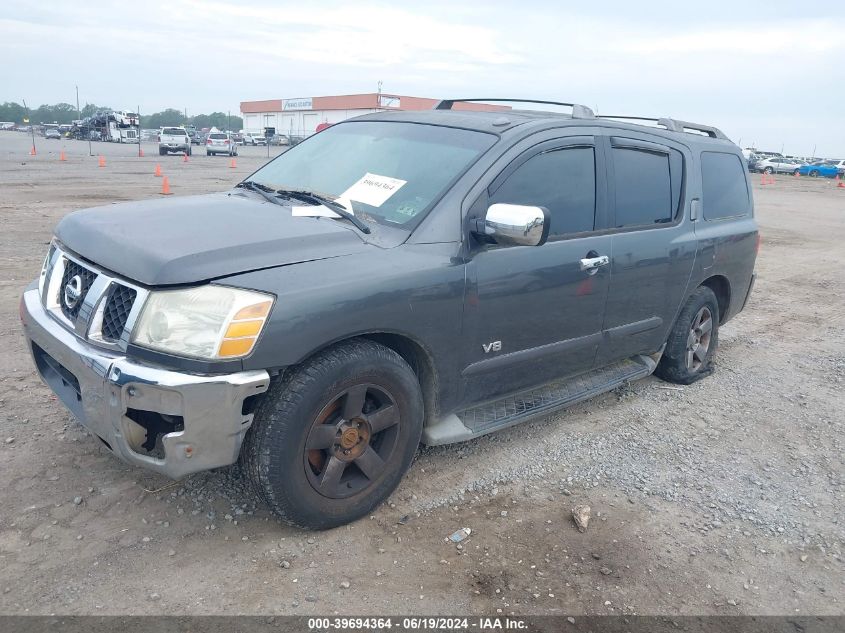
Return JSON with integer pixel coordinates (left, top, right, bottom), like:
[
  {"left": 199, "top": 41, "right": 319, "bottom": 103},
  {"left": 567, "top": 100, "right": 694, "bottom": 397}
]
[
  {"left": 795, "top": 162, "right": 840, "bottom": 178},
  {"left": 44, "top": 128, "right": 61, "bottom": 140},
  {"left": 206, "top": 132, "right": 238, "bottom": 156},
  {"left": 755, "top": 157, "right": 801, "bottom": 174},
  {"left": 158, "top": 127, "right": 191, "bottom": 156},
  {"left": 826, "top": 159, "right": 845, "bottom": 177},
  {"left": 20, "top": 102, "right": 757, "bottom": 529},
  {"left": 244, "top": 132, "right": 267, "bottom": 146},
  {"left": 270, "top": 134, "right": 290, "bottom": 146}
]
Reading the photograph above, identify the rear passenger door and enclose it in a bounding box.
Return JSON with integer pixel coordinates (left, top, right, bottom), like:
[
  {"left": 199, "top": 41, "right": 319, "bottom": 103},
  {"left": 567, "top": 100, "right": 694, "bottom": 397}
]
[{"left": 596, "top": 135, "right": 697, "bottom": 365}]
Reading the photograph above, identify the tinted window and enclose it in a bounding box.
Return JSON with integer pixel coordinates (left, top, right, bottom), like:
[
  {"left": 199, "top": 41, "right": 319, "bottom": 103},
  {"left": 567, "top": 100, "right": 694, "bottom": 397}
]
[
  {"left": 209, "top": 133, "right": 228, "bottom": 139},
  {"left": 611, "top": 147, "right": 673, "bottom": 227},
  {"left": 162, "top": 128, "right": 186, "bottom": 136},
  {"left": 701, "top": 152, "right": 750, "bottom": 220},
  {"left": 490, "top": 147, "right": 596, "bottom": 236}
]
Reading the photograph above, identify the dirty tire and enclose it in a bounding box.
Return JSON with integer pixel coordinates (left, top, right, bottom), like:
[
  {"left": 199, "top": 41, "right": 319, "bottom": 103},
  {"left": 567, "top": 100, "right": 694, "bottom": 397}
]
[
  {"left": 241, "top": 339, "right": 423, "bottom": 529},
  {"left": 655, "top": 286, "right": 720, "bottom": 385}
]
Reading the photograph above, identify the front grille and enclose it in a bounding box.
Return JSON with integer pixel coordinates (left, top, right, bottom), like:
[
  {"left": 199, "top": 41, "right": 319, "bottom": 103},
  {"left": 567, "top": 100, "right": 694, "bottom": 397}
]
[
  {"left": 60, "top": 259, "right": 97, "bottom": 321},
  {"left": 102, "top": 284, "right": 137, "bottom": 341}
]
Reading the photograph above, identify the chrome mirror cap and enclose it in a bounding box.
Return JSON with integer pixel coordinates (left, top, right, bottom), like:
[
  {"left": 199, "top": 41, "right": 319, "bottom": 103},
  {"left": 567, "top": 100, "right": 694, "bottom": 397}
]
[{"left": 481, "top": 203, "right": 549, "bottom": 247}]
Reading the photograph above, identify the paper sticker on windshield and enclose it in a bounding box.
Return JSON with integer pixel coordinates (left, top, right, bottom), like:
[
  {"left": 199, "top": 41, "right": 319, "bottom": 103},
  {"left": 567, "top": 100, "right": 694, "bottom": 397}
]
[{"left": 340, "top": 173, "right": 406, "bottom": 208}]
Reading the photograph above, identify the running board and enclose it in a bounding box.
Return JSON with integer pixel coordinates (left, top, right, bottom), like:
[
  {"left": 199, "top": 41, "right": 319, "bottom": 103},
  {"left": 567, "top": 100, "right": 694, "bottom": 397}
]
[{"left": 422, "top": 354, "right": 658, "bottom": 446}]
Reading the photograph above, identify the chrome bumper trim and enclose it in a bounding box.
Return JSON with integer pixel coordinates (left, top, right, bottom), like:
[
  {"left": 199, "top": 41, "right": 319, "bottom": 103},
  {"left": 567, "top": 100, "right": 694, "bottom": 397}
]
[{"left": 20, "top": 286, "right": 270, "bottom": 479}]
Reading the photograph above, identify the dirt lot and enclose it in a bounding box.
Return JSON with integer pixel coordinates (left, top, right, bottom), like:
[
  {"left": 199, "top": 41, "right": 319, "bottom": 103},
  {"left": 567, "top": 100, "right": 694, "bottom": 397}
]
[{"left": 0, "top": 131, "right": 842, "bottom": 616}]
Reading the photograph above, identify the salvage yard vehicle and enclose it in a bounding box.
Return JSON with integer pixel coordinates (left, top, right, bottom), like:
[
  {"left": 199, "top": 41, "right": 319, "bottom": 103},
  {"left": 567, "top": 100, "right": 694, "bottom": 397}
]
[
  {"left": 206, "top": 132, "right": 239, "bottom": 156},
  {"left": 20, "top": 99, "right": 758, "bottom": 529},
  {"left": 158, "top": 127, "right": 191, "bottom": 156},
  {"left": 795, "top": 161, "right": 840, "bottom": 178}
]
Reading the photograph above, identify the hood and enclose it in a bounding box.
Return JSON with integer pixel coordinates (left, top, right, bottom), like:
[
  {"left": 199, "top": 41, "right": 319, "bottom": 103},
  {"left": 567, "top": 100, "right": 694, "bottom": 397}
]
[{"left": 55, "top": 192, "right": 375, "bottom": 286}]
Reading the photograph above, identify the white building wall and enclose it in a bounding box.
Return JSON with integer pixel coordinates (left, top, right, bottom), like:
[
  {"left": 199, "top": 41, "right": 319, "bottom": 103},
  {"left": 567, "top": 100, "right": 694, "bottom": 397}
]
[{"left": 241, "top": 108, "right": 381, "bottom": 136}]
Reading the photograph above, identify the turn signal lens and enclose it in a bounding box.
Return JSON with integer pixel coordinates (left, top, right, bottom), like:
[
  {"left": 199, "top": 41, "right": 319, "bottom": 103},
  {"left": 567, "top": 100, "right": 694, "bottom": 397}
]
[
  {"left": 234, "top": 301, "right": 272, "bottom": 320},
  {"left": 218, "top": 338, "right": 256, "bottom": 358},
  {"left": 217, "top": 300, "right": 274, "bottom": 358}
]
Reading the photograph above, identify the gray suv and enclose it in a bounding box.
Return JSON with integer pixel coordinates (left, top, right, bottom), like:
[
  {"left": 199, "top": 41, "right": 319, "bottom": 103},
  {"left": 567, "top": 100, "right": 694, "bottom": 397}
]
[{"left": 20, "top": 100, "right": 758, "bottom": 529}]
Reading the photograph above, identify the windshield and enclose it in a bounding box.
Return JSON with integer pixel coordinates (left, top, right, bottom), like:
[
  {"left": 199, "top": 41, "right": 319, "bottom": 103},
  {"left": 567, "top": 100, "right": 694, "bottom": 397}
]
[{"left": 248, "top": 121, "right": 496, "bottom": 228}]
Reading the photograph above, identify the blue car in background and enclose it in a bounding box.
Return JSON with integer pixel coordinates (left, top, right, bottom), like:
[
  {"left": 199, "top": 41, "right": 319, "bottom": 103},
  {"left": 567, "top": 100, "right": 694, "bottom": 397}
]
[{"left": 796, "top": 162, "right": 840, "bottom": 178}]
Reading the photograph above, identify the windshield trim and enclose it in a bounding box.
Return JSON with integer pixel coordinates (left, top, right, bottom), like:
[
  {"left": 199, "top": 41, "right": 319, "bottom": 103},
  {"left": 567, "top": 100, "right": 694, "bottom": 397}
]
[{"left": 242, "top": 120, "right": 500, "bottom": 233}]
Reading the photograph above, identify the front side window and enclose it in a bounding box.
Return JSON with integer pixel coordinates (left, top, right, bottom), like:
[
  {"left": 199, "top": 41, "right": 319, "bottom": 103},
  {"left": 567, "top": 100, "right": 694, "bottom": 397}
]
[
  {"left": 611, "top": 147, "right": 673, "bottom": 227},
  {"left": 701, "top": 152, "right": 750, "bottom": 220},
  {"left": 489, "top": 147, "right": 596, "bottom": 237},
  {"left": 249, "top": 121, "right": 496, "bottom": 228}
]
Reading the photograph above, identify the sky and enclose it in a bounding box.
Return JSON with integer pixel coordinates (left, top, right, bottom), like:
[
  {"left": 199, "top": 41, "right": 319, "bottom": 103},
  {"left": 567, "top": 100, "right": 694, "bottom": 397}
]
[{"left": 1, "top": 0, "right": 842, "bottom": 156}]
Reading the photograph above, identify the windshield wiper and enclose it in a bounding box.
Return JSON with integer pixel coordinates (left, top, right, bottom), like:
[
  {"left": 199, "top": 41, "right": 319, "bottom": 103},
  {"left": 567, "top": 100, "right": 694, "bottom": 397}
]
[
  {"left": 236, "top": 180, "right": 286, "bottom": 206},
  {"left": 276, "top": 189, "right": 371, "bottom": 235}
]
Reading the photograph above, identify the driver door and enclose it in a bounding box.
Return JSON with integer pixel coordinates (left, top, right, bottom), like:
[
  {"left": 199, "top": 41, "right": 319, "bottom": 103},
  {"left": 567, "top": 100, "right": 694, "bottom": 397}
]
[{"left": 461, "top": 136, "right": 612, "bottom": 405}]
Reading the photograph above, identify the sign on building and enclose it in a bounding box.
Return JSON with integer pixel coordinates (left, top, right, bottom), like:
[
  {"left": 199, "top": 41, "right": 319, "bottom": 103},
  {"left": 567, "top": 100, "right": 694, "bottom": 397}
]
[{"left": 282, "top": 98, "right": 313, "bottom": 111}]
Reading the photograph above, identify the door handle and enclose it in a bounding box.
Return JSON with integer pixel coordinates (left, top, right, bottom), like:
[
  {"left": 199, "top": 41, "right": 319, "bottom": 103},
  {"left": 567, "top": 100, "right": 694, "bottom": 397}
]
[{"left": 579, "top": 255, "right": 610, "bottom": 271}]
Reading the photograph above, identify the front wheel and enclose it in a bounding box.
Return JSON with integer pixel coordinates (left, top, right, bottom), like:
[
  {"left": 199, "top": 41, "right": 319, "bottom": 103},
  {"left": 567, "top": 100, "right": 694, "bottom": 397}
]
[
  {"left": 241, "top": 339, "right": 424, "bottom": 529},
  {"left": 655, "top": 286, "right": 720, "bottom": 385},
  {"left": 809, "top": 170, "right": 819, "bottom": 178},
  {"left": 763, "top": 167, "right": 773, "bottom": 174}
]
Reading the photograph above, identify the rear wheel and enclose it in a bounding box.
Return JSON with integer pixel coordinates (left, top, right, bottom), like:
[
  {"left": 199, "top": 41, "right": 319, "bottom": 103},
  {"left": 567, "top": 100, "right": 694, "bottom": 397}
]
[
  {"left": 206, "top": 151, "right": 212, "bottom": 156},
  {"left": 810, "top": 170, "right": 820, "bottom": 178},
  {"left": 159, "top": 148, "right": 166, "bottom": 156},
  {"left": 242, "top": 339, "right": 423, "bottom": 529},
  {"left": 655, "top": 286, "right": 720, "bottom": 385},
  {"left": 763, "top": 166, "right": 773, "bottom": 174}
]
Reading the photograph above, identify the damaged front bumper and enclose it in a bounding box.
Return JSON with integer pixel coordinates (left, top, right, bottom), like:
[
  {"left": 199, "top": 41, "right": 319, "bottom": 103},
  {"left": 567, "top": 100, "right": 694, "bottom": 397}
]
[{"left": 20, "top": 286, "right": 270, "bottom": 479}]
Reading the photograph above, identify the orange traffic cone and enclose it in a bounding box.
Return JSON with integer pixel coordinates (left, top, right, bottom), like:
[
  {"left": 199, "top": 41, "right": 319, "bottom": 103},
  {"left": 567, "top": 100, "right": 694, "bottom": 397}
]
[
  {"left": 139, "top": 148, "right": 144, "bottom": 157},
  {"left": 182, "top": 153, "right": 189, "bottom": 163},
  {"left": 837, "top": 175, "right": 845, "bottom": 189},
  {"left": 759, "top": 172, "right": 768, "bottom": 186},
  {"left": 793, "top": 170, "right": 800, "bottom": 178},
  {"left": 59, "top": 150, "right": 66, "bottom": 162},
  {"left": 229, "top": 158, "right": 236, "bottom": 169},
  {"left": 154, "top": 164, "right": 162, "bottom": 177},
  {"left": 98, "top": 155, "right": 106, "bottom": 168},
  {"left": 29, "top": 146, "right": 36, "bottom": 156},
  {"left": 159, "top": 176, "right": 172, "bottom": 195}
]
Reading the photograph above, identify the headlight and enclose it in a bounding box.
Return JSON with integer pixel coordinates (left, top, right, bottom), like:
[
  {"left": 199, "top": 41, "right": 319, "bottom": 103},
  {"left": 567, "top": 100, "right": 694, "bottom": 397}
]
[{"left": 131, "top": 285, "right": 274, "bottom": 360}]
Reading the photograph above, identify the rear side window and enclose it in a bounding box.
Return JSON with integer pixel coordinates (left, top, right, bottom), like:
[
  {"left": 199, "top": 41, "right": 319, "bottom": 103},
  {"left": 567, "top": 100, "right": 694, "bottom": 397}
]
[
  {"left": 490, "top": 147, "right": 596, "bottom": 237},
  {"left": 611, "top": 147, "right": 674, "bottom": 227},
  {"left": 701, "top": 152, "right": 750, "bottom": 220}
]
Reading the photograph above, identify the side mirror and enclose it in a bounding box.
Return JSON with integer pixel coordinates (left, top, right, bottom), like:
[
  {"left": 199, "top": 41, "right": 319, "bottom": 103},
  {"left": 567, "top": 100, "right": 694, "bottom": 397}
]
[{"left": 475, "top": 203, "right": 550, "bottom": 247}]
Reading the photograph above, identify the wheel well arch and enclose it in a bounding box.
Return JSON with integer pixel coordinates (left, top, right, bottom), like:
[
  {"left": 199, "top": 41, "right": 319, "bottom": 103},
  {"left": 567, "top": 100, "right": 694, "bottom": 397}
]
[
  {"left": 700, "top": 275, "right": 731, "bottom": 323},
  {"left": 359, "top": 332, "right": 439, "bottom": 426},
  {"left": 285, "top": 331, "right": 440, "bottom": 427}
]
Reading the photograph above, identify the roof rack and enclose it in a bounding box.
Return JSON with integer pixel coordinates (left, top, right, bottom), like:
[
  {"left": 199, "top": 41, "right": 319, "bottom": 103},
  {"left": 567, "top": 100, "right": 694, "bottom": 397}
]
[
  {"left": 434, "top": 99, "right": 596, "bottom": 120},
  {"left": 597, "top": 115, "right": 728, "bottom": 140}
]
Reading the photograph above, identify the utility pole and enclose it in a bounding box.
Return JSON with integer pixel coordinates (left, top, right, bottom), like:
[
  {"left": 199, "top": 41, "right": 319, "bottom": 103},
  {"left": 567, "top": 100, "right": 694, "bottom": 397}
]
[{"left": 138, "top": 105, "right": 142, "bottom": 157}]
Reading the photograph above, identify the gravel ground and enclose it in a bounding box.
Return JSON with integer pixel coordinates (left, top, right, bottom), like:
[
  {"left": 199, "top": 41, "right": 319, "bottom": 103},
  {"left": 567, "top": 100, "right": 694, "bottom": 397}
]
[{"left": 0, "top": 132, "right": 842, "bottom": 616}]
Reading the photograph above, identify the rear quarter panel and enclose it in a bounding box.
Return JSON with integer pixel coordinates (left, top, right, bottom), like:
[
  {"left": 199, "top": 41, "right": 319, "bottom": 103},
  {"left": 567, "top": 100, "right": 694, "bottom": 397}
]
[{"left": 689, "top": 149, "right": 758, "bottom": 323}]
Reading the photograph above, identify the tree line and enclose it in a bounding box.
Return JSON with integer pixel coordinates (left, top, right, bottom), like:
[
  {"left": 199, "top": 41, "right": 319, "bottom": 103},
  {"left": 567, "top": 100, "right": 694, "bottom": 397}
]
[{"left": 0, "top": 102, "right": 243, "bottom": 130}]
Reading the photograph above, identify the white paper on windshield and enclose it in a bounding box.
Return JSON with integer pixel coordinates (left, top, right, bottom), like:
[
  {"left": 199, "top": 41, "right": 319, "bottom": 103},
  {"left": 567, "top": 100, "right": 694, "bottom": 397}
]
[
  {"left": 291, "top": 205, "right": 340, "bottom": 218},
  {"left": 340, "top": 173, "right": 406, "bottom": 208}
]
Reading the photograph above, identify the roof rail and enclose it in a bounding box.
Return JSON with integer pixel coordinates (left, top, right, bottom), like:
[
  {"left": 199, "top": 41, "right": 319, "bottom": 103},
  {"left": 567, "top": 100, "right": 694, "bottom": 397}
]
[
  {"left": 597, "top": 115, "right": 728, "bottom": 140},
  {"left": 434, "top": 99, "right": 595, "bottom": 120}
]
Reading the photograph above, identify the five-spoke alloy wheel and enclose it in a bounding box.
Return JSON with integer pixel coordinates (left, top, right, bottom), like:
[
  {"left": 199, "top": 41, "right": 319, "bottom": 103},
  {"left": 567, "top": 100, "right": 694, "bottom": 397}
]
[
  {"left": 242, "top": 339, "right": 423, "bottom": 529},
  {"left": 655, "top": 286, "right": 720, "bottom": 385}
]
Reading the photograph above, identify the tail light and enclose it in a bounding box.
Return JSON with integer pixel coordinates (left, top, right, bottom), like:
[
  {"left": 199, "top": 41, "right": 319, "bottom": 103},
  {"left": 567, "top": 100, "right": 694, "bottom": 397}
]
[
  {"left": 224, "top": 139, "right": 230, "bottom": 144},
  {"left": 206, "top": 138, "right": 212, "bottom": 144}
]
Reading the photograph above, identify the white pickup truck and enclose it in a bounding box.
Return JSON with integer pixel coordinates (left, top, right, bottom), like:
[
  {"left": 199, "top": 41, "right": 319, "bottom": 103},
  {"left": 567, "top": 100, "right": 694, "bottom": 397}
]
[{"left": 158, "top": 127, "right": 191, "bottom": 156}]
